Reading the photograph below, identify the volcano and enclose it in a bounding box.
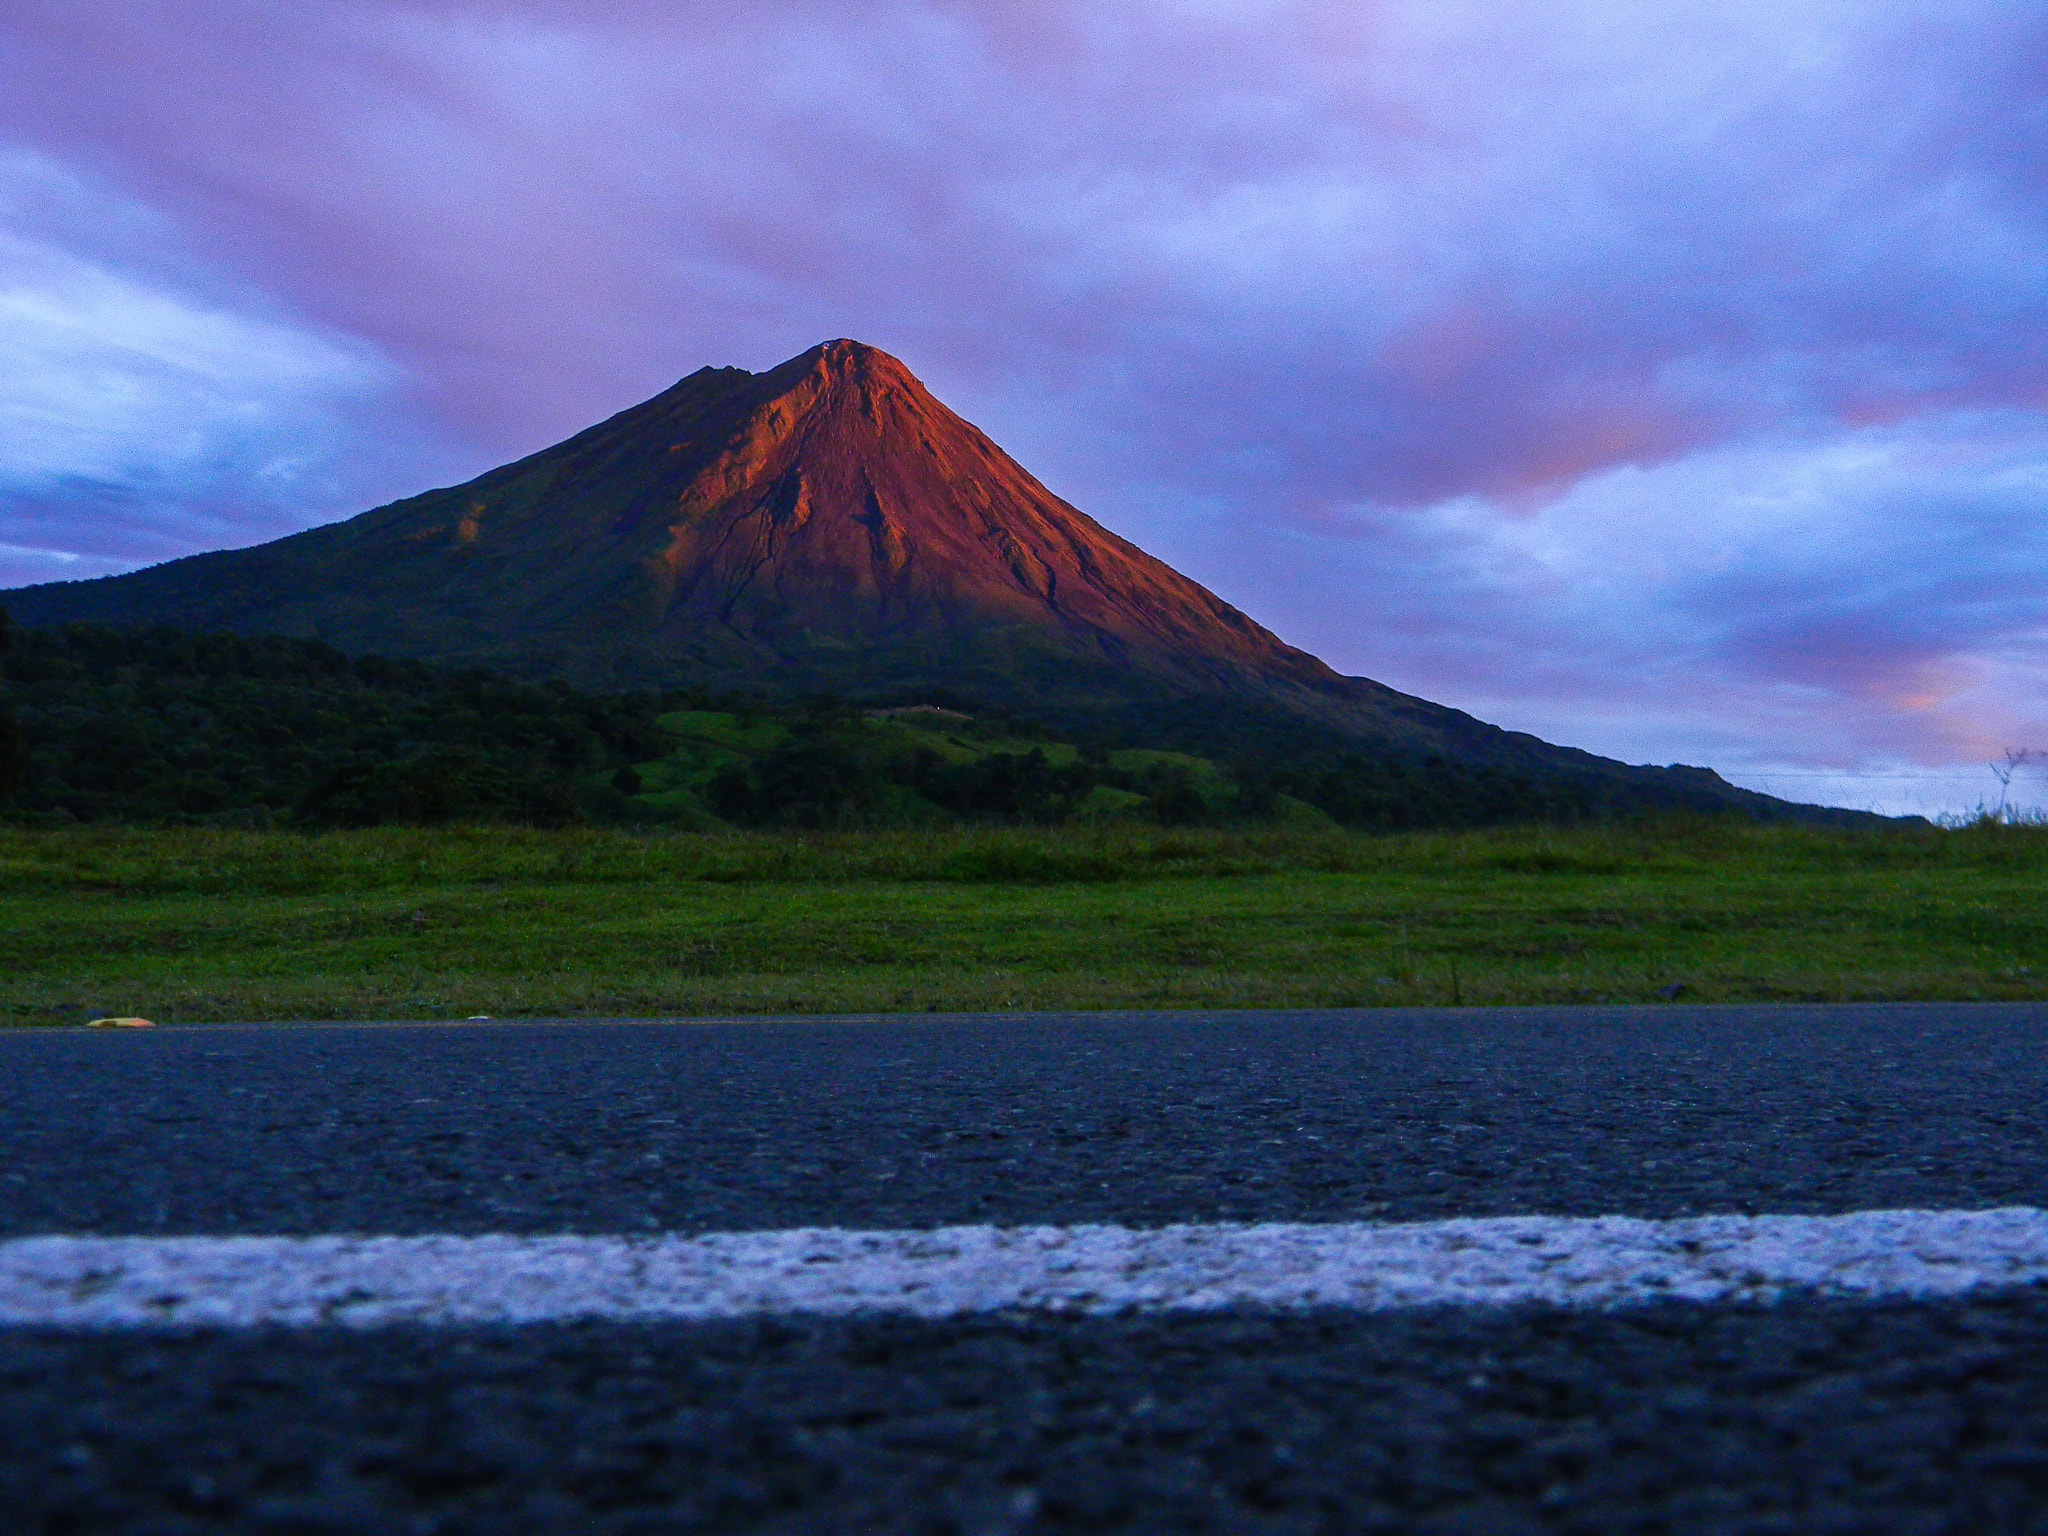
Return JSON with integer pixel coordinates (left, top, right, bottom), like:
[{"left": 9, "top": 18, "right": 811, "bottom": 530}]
[{"left": 1, "top": 339, "right": 1807, "bottom": 807}]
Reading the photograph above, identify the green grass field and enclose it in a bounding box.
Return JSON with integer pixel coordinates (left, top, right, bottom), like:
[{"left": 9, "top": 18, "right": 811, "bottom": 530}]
[{"left": 2, "top": 819, "right": 2044, "bottom": 1024}]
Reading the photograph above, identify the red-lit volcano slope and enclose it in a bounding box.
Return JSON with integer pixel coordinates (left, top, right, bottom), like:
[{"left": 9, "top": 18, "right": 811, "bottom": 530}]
[{"left": 1, "top": 340, "right": 1845, "bottom": 814}]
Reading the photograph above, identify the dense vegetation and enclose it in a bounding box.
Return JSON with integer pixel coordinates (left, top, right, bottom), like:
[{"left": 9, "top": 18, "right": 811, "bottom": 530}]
[
  {"left": 0, "top": 619, "right": 678, "bottom": 827},
  {"left": 1, "top": 611, "right": 2026, "bottom": 1023},
  {"left": 0, "top": 606, "right": 23, "bottom": 799},
  {"left": 0, "top": 616, "right": 1845, "bottom": 831}
]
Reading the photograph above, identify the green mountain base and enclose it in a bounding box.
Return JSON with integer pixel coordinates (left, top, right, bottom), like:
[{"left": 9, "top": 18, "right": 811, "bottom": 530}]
[{"left": 0, "top": 624, "right": 1883, "bottom": 832}]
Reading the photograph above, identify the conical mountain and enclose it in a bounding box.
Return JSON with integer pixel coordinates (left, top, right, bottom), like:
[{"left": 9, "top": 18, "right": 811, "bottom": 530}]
[
  {"left": 2, "top": 340, "right": 1798, "bottom": 804},
  {"left": 5, "top": 344, "right": 1426, "bottom": 721}
]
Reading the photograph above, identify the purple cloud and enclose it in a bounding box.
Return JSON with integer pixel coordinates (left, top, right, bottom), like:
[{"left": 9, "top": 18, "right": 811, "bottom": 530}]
[{"left": 3, "top": 0, "right": 2046, "bottom": 809}]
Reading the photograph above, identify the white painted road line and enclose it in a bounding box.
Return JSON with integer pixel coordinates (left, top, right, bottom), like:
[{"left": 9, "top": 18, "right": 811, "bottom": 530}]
[{"left": 5, "top": 1208, "right": 2048, "bottom": 1329}]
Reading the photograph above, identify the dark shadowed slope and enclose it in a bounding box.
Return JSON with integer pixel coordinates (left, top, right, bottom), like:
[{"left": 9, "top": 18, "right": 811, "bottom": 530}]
[{"left": 0, "top": 341, "right": 1841, "bottom": 813}]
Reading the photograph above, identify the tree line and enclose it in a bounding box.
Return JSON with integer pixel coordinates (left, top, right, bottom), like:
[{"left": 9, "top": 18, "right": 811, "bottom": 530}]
[
  {"left": 0, "top": 611, "right": 1750, "bottom": 830},
  {"left": 0, "top": 615, "right": 681, "bottom": 826},
  {"left": 0, "top": 606, "right": 24, "bottom": 799}
]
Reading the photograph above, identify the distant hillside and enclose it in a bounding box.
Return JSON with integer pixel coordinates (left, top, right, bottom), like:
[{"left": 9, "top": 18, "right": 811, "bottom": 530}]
[
  {"left": 0, "top": 623, "right": 1883, "bottom": 829},
  {"left": 0, "top": 339, "right": 1848, "bottom": 822}
]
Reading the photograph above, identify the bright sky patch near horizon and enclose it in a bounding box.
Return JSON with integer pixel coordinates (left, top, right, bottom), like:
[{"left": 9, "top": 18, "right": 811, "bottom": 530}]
[{"left": 1, "top": 1, "right": 2044, "bottom": 817}]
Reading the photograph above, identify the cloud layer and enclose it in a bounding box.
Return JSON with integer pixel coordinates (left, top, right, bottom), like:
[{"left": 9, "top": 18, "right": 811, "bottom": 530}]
[
  {"left": 2, "top": 0, "right": 2045, "bottom": 811},
  {"left": 0, "top": 149, "right": 451, "bottom": 581}
]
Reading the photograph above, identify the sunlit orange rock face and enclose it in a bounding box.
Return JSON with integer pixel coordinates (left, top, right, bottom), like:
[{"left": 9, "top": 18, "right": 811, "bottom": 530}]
[
  {"left": 634, "top": 341, "right": 1339, "bottom": 689},
  {"left": 0, "top": 340, "right": 1527, "bottom": 754}
]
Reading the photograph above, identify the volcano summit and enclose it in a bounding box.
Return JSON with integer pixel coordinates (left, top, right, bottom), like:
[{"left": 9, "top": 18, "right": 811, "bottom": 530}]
[{"left": 2, "top": 340, "right": 1820, "bottom": 812}]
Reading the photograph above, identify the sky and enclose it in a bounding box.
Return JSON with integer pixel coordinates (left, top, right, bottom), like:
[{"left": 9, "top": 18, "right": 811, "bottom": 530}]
[{"left": 2, "top": 0, "right": 2045, "bottom": 817}]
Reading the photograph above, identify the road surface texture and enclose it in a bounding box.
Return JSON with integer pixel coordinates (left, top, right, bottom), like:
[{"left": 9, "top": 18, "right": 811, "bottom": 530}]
[{"left": 4, "top": 1003, "right": 2048, "bottom": 1533}]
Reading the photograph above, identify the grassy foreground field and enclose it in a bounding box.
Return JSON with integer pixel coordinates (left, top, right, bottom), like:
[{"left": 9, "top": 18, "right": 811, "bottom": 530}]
[{"left": 2, "top": 819, "right": 2044, "bottom": 1024}]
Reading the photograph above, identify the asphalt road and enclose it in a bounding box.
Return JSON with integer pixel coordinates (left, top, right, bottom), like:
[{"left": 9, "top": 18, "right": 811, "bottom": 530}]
[{"left": 5, "top": 1003, "right": 2048, "bottom": 1533}]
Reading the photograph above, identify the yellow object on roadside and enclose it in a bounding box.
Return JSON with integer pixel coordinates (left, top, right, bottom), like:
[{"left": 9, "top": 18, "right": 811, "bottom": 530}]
[{"left": 85, "top": 1016, "right": 153, "bottom": 1029}]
